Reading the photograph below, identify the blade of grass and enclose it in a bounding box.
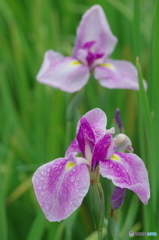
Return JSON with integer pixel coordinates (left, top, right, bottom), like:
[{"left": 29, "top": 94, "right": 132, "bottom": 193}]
[
  {"left": 7, "top": 176, "right": 32, "bottom": 205},
  {"left": 120, "top": 196, "right": 139, "bottom": 240},
  {"left": 149, "top": 0, "right": 159, "bottom": 233},
  {"left": 53, "top": 221, "right": 65, "bottom": 240},
  {"left": 132, "top": 2, "right": 149, "bottom": 233},
  {"left": 26, "top": 211, "right": 46, "bottom": 240},
  {"left": 136, "top": 59, "right": 151, "bottom": 139},
  {"left": 136, "top": 58, "right": 156, "bottom": 233},
  {"left": 47, "top": 222, "right": 58, "bottom": 240},
  {"left": 0, "top": 176, "right": 8, "bottom": 240}
]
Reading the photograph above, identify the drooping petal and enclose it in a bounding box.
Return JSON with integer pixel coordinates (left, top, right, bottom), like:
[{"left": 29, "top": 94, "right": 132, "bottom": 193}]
[
  {"left": 94, "top": 59, "right": 142, "bottom": 90},
  {"left": 37, "top": 50, "right": 90, "bottom": 93},
  {"left": 32, "top": 158, "right": 90, "bottom": 222},
  {"left": 110, "top": 186, "right": 126, "bottom": 210},
  {"left": 77, "top": 108, "right": 107, "bottom": 142},
  {"left": 99, "top": 153, "right": 150, "bottom": 204},
  {"left": 73, "top": 5, "right": 117, "bottom": 59},
  {"left": 92, "top": 134, "right": 115, "bottom": 170},
  {"left": 113, "top": 134, "right": 133, "bottom": 153}
]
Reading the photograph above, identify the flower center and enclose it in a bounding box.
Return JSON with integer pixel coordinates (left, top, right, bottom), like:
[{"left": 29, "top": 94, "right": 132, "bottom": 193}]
[
  {"left": 82, "top": 41, "right": 104, "bottom": 70},
  {"left": 86, "top": 51, "right": 104, "bottom": 69}
]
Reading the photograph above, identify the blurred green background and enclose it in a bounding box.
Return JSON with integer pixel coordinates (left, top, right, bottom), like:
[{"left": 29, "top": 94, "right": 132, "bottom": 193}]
[{"left": 0, "top": 0, "right": 158, "bottom": 239}]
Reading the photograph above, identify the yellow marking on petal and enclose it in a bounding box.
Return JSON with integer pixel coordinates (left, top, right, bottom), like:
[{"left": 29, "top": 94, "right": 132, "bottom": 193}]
[
  {"left": 110, "top": 154, "right": 121, "bottom": 162},
  {"left": 100, "top": 63, "right": 114, "bottom": 69},
  {"left": 71, "top": 60, "right": 81, "bottom": 66},
  {"left": 65, "top": 161, "right": 76, "bottom": 170}
]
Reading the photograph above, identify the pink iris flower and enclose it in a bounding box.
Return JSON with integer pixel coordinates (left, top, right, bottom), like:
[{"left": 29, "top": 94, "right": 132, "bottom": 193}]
[
  {"left": 36, "top": 5, "right": 142, "bottom": 92},
  {"left": 32, "top": 109, "right": 150, "bottom": 222}
]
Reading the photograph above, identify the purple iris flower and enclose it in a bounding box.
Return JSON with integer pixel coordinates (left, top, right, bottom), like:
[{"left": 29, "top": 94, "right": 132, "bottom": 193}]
[
  {"left": 36, "top": 5, "right": 142, "bottom": 92},
  {"left": 32, "top": 109, "right": 150, "bottom": 222}
]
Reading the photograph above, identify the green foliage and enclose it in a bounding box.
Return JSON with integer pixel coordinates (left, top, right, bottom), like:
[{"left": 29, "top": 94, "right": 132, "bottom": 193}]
[{"left": 0, "top": 0, "right": 158, "bottom": 239}]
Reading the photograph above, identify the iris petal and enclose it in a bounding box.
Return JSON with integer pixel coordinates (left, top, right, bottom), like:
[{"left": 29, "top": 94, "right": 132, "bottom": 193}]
[
  {"left": 37, "top": 50, "right": 90, "bottom": 92},
  {"left": 73, "top": 5, "right": 117, "bottom": 59},
  {"left": 99, "top": 153, "right": 150, "bottom": 204},
  {"left": 95, "top": 59, "right": 142, "bottom": 90},
  {"left": 32, "top": 158, "right": 90, "bottom": 222}
]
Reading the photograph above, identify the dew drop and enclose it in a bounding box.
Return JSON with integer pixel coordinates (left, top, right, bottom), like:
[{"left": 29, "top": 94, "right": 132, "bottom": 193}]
[
  {"left": 45, "top": 204, "right": 50, "bottom": 210},
  {"left": 42, "top": 184, "right": 47, "bottom": 189},
  {"left": 70, "top": 175, "right": 75, "bottom": 182}
]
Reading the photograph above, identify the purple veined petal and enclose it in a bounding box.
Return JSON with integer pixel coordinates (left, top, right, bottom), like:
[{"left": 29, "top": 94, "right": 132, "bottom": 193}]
[
  {"left": 99, "top": 153, "right": 150, "bottom": 204},
  {"left": 65, "top": 139, "right": 90, "bottom": 166},
  {"left": 73, "top": 5, "right": 117, "bottom": 59},
  {"left": 32, "top": 158, "right": 90, "bottom": 222},
  {"left": 37, "top": 50, "right": 90, "bottom": 93},
  {"left": 65, "top": 139, "right": 81, "bottom": 158},
  {"left": 92, "top": 133, "right": 115, "bottom": 170},
  {"left": 110, "top": 186, "right": 126, "bottom": 210},
  {"left": 76, "top": 118, "right": 95, "bottom": 158},
  {"left": 77, "top": 108, "right": 107, "bottom": 142},
  {"left": 113, "top": 134, "right": 133, "bottom": 153},
  {"left": 94, "top": 59, "right": 147, "bottom": 90}
]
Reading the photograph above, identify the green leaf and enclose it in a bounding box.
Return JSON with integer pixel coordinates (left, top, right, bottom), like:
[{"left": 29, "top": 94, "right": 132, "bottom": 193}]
[{"left": 26, "top": 211, "right": 46, "bottom": 240}]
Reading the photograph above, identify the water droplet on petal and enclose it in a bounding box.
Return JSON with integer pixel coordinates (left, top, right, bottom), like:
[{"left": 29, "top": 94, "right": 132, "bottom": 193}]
[
  {"left": 45, "top": 204, "right": 50, "bottom": 210},
  {"left": 70, "top": 175, "right": 75, "bottom": 182}
]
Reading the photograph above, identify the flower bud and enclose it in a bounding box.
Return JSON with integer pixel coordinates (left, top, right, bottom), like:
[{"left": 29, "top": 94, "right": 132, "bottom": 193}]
[{"left": 90, "top": 181, "right": 105, "bottom": 231}]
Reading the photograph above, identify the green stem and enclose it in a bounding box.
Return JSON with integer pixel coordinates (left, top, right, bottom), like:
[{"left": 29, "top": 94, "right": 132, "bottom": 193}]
[{"left": 98, "top": 230, "right": 103, "bottom": 240}]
